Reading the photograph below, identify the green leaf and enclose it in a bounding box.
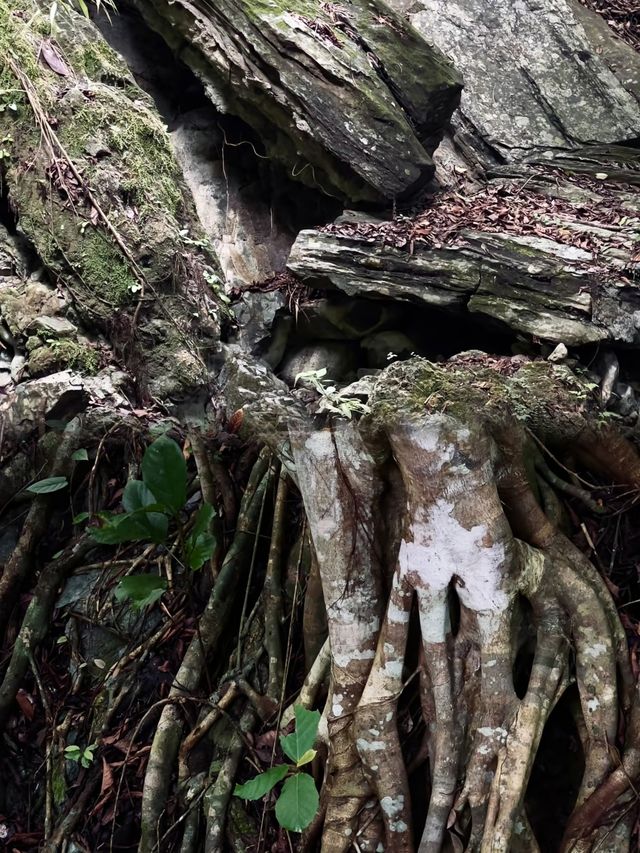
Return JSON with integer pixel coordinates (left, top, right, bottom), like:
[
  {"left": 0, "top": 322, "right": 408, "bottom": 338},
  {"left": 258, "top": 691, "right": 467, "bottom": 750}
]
[
  {"left": 72, "top": 448, "right": 89, "bottom": 461},
  {"left": 75, "top": 0, "right": 89, "bottom": 17},
  {"left": 275, "top": 774, "right": 319, "bottom": 832},
  {"left": 122, "top": 480, "right": 157, "bottom": 513},
  {"left": 26, "top": 476, "right": 68, "bottom": 495},
  {"left": 184, "top": 505, "right": 217, "bottom": 570},
  {"left": 120, "top": 481, "right": 169, "bottom": 542},
  {"left": 234, "top": 765, "right": 289, "bottom": 800},
  {"left": 280, "top": 706, "right": 321, "bottom": 764},
  {"left": 64, "top": 745, "right": 82, "bottom": 760},
  {"left": 192, "top": 502, "right": 215, "bottom": 539},
  {"left": 91, "top": 509, "right": 168, "bottom": 545},
  {"left": 296, "top": 749, "right": 316, "bottom": 767},
  {"left": 185, "top": 532, "right": 216, "bottom": 571},
  {"left": 137, "top": 508, "right": 170, "bottom": 544},
  {"left": 49, "top": 1, "right": 58, "bottom": 31},
  {"left": 294, "top": 368, "right": 327, "bottom": 386},
  {"left": 114, "top": 575, "right": 167, "bottom": 610},
  {"left": 73, "top": 511, "right": 90, "bottom": 524},
  {"left": 141, "top": 436, "right": 187, "bottom": 515},
  {"left": 91, "top": 514, "right": 143, "bottom": 544}
]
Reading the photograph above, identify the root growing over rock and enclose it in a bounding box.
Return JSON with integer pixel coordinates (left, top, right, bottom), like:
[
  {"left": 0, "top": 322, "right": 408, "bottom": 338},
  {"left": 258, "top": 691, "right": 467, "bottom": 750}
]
[{"left": 289, "top": 356, "right": 640, "bottom": 852}]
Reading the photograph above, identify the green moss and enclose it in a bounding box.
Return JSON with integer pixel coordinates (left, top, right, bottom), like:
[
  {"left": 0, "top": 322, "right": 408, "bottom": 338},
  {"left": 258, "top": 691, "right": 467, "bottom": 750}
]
[
  {"left": 143, "top": 326, "right": 206, "bottom": 396},
  {"left": 59, "top": 90, "right": 182, "bottom": 220},
  {"left": 370, "top": 356, "right": 596, "bottom": 437},
  {"left": 78, "top": 229, "right": 137, "bottom": 305},
  {"left": 29, "top": 337, "right": 99, "bottom": 375},
  {"left": 1, "top": 0, "right": 215, "bottom": 396},
  {"left": 0, "top": 2, "right": 57, "bottom": 177},
  {"left": 55, "top": 339, "right": 99, "bottom": 373},
  {"left": 0, "top": 2, "right": 44, "bottom": 78},
  {"left": 51, "top": 762, "right": 67, "bottom": 807},
  {"left": 75, "top": 38, "right": 128, "bottom": 81}
]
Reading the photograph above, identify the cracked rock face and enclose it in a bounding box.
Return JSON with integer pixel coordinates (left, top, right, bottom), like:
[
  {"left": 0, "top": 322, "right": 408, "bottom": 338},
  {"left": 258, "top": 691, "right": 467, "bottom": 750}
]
[
  {"left": 129, "top": 0, "right": 462, "bottom": 203},
  {"left": 391, "top": 0, "right": 640, "bottom": 167}
]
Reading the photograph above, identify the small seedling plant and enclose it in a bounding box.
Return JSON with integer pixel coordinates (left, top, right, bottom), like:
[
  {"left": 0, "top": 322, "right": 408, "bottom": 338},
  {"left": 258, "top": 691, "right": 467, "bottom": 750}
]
[
  {"left": 64, "top": 742, "right": 97, "bottom": 768},
  {"left": 87, "top": 434, "right": 217, "bottom": 608},
  {"left": 294, "top": 368, "right": 370, "bottom": 419},
  {"left": 234, "top": 706, "right": 321, "bottom": 833},
  {"left": 25, "top": 435, "right": 216, "bottom": 608}
]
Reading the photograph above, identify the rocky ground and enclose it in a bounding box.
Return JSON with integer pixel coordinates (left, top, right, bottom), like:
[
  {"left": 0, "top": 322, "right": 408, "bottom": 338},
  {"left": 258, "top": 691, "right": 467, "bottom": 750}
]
[{"left": 1, "top": 0, "right": 640, "bottom": 850}]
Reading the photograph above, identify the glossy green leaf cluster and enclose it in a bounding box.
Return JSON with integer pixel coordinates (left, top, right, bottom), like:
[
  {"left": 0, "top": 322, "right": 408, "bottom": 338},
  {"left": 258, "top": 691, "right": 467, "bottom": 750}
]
[
  {"left": 234, "top": 706, "right": 320, "bottom": 833},
  {"left": 86, "top": 436, "right": 217, "bottom": 608}
]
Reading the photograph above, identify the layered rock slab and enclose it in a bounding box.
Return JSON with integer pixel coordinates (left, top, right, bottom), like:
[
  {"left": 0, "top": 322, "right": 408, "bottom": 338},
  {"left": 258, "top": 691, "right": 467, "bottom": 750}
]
[
  {"left": 287, "top": 167, "right": 640, "bottom": 346},
  {"left": 129, "top": 0, "right": 462, "bottom": 203}
]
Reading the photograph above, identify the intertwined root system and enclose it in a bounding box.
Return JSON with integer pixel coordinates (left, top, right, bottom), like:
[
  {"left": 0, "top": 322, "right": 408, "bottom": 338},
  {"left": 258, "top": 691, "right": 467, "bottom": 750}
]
[{"left": 293, "top": 395, "right": 634, "bottom": 852}]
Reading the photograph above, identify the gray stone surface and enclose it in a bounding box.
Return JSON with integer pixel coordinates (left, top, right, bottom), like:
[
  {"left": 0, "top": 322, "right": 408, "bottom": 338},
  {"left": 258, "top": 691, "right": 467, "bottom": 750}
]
[
  {"left": 34, "top": 316, "right": 78, "bottom": 336},
  {"left": 170, "top": 110, "right": 295, "bottom": 288},
  {"left": 130, "top": 0, "right": 462, "bottom": 203},
  {"left": 232, "top": 290, "right": 290, "bottom": 367},
  {"left": 390, "top": 0, "right": 640, "bottom": 168},
  {"left": 218, "top": 346, "right": 308, "bottom": 466},
  {"left": 278, "top": 342, "right": 359, "bottom": 387}
]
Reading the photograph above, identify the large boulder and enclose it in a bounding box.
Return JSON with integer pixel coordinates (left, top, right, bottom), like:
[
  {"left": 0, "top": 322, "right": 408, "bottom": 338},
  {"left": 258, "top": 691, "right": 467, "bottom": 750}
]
[
  {"left": 0, "top": 0, "right": 221, "bottom": 398},
  {"left": 129, "top": 0, "right": 462, "bottom": 203},
  {"left": 388, "top": 0, "right": 640, "bottom": 168}
]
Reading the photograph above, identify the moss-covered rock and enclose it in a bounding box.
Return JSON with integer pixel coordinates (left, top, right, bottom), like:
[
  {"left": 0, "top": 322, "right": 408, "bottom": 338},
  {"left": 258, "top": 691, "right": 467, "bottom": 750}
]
[
  {"left": 0, "top": 279, "right": 66, "bottom": 337},
  {"left": 369, "top": 353, "right": 600, "bottom": 444},
  {"left": 0, "top": 0, "right": 221, "bottom": 398},
  {"left": 27, "top": 337, "right": 100, "bottom": 376}
]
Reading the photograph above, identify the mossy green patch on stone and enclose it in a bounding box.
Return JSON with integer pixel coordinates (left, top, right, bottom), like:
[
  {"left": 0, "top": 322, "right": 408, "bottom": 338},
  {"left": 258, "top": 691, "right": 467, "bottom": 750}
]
[
  {"left": 73, "top": 34, "right": 130, "bottom": 82},
  {"left": 77, "top": 229, "right": 138, "bottom": 306},
  {"left": 28, "top": 337, "right": 99, "bottom": 375},
  {"left": 370, "top": 355, "right": 597, "bottom": 440},
  {"left": 1, "top": 0, "right": 220, "bottom": 396},
  {"left": 59, "top": 88, "right": 182, "bottom": 221}
]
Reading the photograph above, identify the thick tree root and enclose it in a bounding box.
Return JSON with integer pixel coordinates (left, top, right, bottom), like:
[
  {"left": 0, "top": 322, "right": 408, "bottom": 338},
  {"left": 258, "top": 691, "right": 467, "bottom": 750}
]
[
  {"left": 295, "top": 386, "right": 636, "bottom": 852},
  {"left": 292, "top": 423, "right": 386, "bottom": 851}
]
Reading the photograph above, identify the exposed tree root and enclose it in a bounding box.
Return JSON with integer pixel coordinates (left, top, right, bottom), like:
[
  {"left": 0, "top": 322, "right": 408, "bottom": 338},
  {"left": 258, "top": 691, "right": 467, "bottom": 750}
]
[
  {"left": 0, "top": 535, "right": 92, "bottom": 729},
  {"left": 284, "top": 356, "right": 640, "bottom": 852},
  {"left": 2, "top": 355, "right": 640, "bottom": 852},
  {"left": 0, "top": 418, "right": 83, "bottom": 632},
  {"left": 138, "top": 451, "right": 274, "bottom": 852},
  {"left": 292, "top": 424, "right": 386, "bottom": 851}
]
